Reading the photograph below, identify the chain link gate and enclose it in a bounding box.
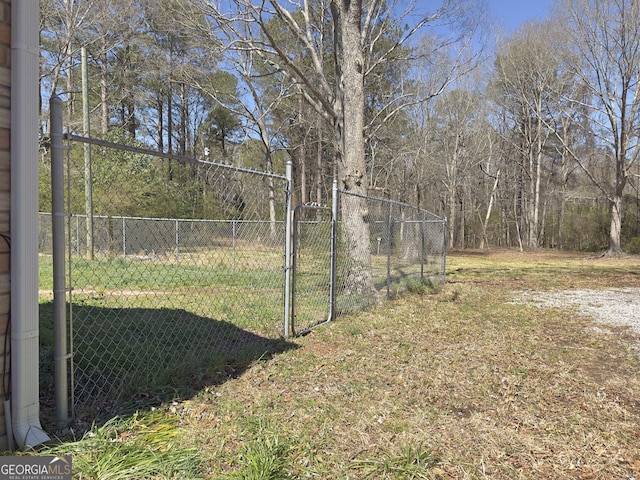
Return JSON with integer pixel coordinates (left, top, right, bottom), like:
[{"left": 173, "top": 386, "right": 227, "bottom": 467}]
[
  {"left": 290, "top": 204, "right": 335, "bottom": 336},
  {"left": 47, "top": 96, "right": 294, "bottom": 422}
]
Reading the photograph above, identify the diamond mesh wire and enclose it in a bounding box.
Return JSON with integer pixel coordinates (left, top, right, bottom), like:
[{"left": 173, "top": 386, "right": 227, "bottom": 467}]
[
  {"left": 334, "top": 191, "right": 446, "bottom": 318},
  {"left": 48, "top": 138, "right": 290, "bottom": 416},
  {"left": 291, "top": 205, "right": 333, "bottom": 335},
  {"left": 40, "top": 132, "right": 446, "bottom": 419}
]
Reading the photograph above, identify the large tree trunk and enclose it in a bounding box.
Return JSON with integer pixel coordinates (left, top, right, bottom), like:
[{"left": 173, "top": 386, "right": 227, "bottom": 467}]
[
  {"left": 608, "top": 194, "right": 623, "bottom": 254},
  {"left": 179, "top": 82, "right": 187, "bottom": 156},
  {"left": 607, "top": 143, "right": 629, "bottom": 255},
  {"left": 337, "top": 0, "right": 373, "bottom": 294},
  {"left": 558, "top": 138, "right": 570, "bottom": 250},
  {"left": 266, "top": 152, "right": 277, "bottom": 242},
  {"left": 529, "top": 126, "right": 543, "bottom": 248}
]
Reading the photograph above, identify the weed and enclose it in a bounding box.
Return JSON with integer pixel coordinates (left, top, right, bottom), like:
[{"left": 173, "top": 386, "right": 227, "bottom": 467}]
[
  {"left": 344, "top": 324, "right": 364, "bottom": 336},
  {"left": 351, "top": 443, "right": 439, "bottom": 479},
  {"left": 405, "top": 279, "right": 426, "bottom": 294},
  {"left": 624, "top": 236, "right": 640, "bottom": 254},
  {"left": 229, "top": 434, "right": 292, "bottom": 480},
  {"left": 423, "top": 277, "right": 443, "bottom": 294}
]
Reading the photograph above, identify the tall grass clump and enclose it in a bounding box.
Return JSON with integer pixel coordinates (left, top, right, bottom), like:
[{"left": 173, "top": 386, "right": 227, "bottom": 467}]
[
  {"left": 351, "top": 443, "right": 440, "bottom": 479},
  {"left": 228, "top": 434, "right": 293, "bottom": 480}
]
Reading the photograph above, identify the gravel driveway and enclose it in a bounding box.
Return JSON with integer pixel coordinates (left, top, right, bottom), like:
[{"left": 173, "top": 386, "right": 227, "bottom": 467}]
[{"left": 514, "top": 287, "right": 640, "bottom": 334}]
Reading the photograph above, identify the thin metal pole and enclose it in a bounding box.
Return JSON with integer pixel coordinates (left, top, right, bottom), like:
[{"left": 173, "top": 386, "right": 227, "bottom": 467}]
[
  {"left": 442, "top": 218, "right": 448, "bottom": 282},
  {"left": 175, "top": 219, "right": 179, "bottom": 266},
  {"left": 386, "top": 202, "right": 393, "bottom": 299},
  {"left": 329, "top": 180, "right": 338, "bottom": 322},
  {"left": 232, "top": 220, "right": 236, "bottom": 271},
  {"left": 420, "top": 210, "right": 426, "bottom": 283},
  {"left": 290, "top": 207, "right": 299, "bottom": 335},
  {"left": 50, "top": 96, "right": 69, "bottom": 426},
  {"left": 283, "top": 161, "right": 293, "bottom": 338},
  {"left": 66, "top": 133, "right": 286, "bottom": 180},
  {"left": 75, "top": 216, "right": 79, "bottom": 256},
  {"left": 66, "top": 132, "right": 75, "bottom": 421}
]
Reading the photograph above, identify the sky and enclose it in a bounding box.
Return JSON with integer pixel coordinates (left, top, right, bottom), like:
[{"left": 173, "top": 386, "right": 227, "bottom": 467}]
[{"left": 487, "top": 0, "right": 555, "bottom": 32}]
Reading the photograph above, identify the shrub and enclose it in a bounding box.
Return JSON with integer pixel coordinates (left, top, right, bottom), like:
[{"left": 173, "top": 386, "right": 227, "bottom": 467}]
[{"left": 624, "top": 236, "right": 640, "bottom": 255}]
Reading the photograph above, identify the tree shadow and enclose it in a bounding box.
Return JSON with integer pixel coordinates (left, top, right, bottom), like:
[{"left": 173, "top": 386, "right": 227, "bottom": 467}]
[{"left": 38, "top": 302, "right": 298, "bottom": 433}]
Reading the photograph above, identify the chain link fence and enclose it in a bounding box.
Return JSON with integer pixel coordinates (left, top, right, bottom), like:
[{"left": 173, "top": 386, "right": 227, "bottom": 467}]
[
  {"left": 41, "top": 98, "right": 445, "bottom": 423},
  {"left": 41, "top": 115, "right": 293, "bottom": 420},
  {"left": 287, "top": 189, "right": 446, "bottom": 336},
  {"left": 335, "top": 190, "right": 445, "bottom": 317}
]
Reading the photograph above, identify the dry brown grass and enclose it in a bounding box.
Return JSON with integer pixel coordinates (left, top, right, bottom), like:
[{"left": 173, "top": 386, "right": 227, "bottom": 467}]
[{"left": 170, "top": 249, "right": 640, "bottom": 479}]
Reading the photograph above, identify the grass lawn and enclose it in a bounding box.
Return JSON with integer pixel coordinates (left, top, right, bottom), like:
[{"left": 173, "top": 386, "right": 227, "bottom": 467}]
[{"left": 32, "top": 249, "right": 640, "bottom": 478}]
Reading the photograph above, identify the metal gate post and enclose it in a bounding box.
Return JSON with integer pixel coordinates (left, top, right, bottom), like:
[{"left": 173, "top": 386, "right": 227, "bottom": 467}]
[
  {"left": 329, "top": 180, "right": 338, "bottom": 322},
  {"left": 283, "top": 161, "right": 293, "bottom": 338},
  {"left": 290, "top": 206, "right": 302, "bottom": 333},
  {"left": 50, "top": 96, "right": 69, "bottom": 426}
]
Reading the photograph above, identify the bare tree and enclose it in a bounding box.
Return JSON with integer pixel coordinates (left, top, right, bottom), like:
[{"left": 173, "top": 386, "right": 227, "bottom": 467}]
[
  {"left": 201, "top": 0, "right": 485, "bottom": 292},
  {"left": 40, "top": 0, "right": 96, "bottom": 127},
  {"left": 558, "top": 0, "right": 640, "bottom": 254},
  {"left": 197, "top": 44, "right": 291, "bottom": 239},
  {"left": 491, "top": 22, "right": 565, "bottom": 249},
  {"left": 431, "top": 88, "right": 487, "bottom": 249}
]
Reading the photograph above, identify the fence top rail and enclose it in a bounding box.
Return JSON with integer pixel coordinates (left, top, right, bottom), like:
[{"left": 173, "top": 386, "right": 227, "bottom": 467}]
[
  {"left": 64, "top": 133, "right": 288, "bottom": 182},
  {"left": 337, "top": 188, "right": 445, "bottom": 221},
  {"left": 39, "top": 212, "right": 285, "bottom": 224},
  {"left": 294, "top": 203, "right": 332, "bottom": 214},
  {"left": 370, "top": 219, "right": 447, "bottom": 224}
]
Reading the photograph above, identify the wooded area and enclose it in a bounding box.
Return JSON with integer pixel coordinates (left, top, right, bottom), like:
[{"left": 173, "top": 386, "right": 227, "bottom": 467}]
[{"left": 38, "top": 0, "right": 640, "bottom": 255}]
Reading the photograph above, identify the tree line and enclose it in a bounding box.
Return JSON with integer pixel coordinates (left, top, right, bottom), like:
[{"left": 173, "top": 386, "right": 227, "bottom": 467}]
[{"left": 39, "top": 0, "right": 640, "bottom": 256}]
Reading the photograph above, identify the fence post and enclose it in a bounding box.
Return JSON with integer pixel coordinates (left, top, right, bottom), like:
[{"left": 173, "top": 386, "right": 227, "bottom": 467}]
[
  {"left": 386, "top": 202, "right": 393, "bottom": 299},
  {"left": 283, "top": 161, "right": 293, "bottom": 338},
  {"left": 232, "top": 220, "right": 237, "bottom": 271},
  {"left": 442, "top": 218, "right": 448, "bottom": 282},
  {"left": 50, "top": 96, "right": 69, "bottom": 426},
  {"left": 175, "top": 219, "right": 180, "bottom": 266},
  {"left": 420, "top": 210, "right": 426, "bottom": 283},
  {"left": 329, "top": 180, "right": 338, "bottom": 322},
  {"left": 75, "top": 216, "right": 80, "bottom": 256}
]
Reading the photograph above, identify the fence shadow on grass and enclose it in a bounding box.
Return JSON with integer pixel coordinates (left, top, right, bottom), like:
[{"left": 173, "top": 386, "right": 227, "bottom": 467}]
[{"left": 38, "top": 301, "right": 298, "bottom": 431}]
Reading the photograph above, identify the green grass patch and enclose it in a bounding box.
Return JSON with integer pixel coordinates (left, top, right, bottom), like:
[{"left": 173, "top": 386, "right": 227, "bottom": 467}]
[
  {"left": 39, "top": 255, "right": 283, "bottom": 291},
  {"left": 228, "top": 433, "right": 294, "bottom": 480},
  {"left": 33, "top": 411, "right": 204, "bottom": 479},
  {"left": 351, "top": 443, "right": 440, "bottom": 479}
]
